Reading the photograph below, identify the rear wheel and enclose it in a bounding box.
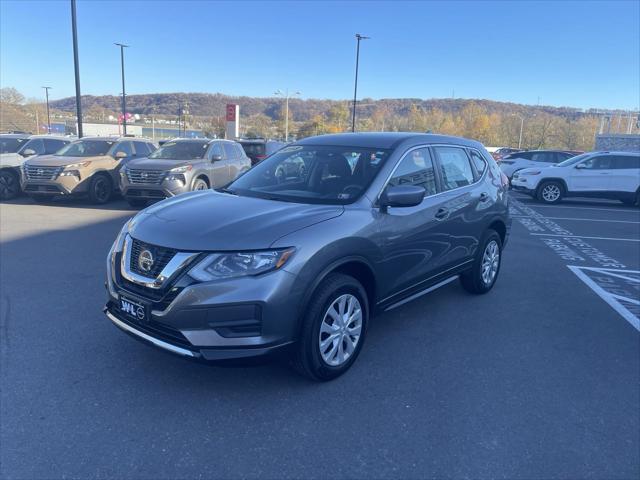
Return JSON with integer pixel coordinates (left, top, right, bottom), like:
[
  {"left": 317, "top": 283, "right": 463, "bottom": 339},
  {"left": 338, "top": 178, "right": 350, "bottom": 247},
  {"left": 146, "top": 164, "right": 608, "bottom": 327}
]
[
  {"left": 0, "top": 169, "right": 20, "bottom": 200},
  {"left": 460, "top": 230, "right": 502, "bottom": 294},
  {"left": 88, "top": 173, "right": 112, "bottom": 204},
  {"left": 292, "top": 273, "right": 368, "bottom": 381},
  {"left": 537, "top": 180, "right": 564, "bottom": 204},
  {"left": 621, "top": 191, "right": 640, "bottom": 207}
]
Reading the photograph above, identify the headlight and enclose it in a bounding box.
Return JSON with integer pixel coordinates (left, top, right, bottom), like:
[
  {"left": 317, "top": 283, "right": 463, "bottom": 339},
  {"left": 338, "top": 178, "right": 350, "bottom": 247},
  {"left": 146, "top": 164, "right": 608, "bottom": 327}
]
[
  {"left": 111, "top": 221, "right": 130, "bottom": 255},
  {"left": 60, "top": 170, "right": 80, "bottom": 178},
  {"left": 520, "top": 170, "right": 541, "bottom": 176},
  {"left": 169, "top": 165, "right": 192, "bottom": 174},
  {"left": 188, "top": 248, "right": 295, "bottom": 281},
  {"left": 65, "top": 161, "right": 91, "bottom": 169}
]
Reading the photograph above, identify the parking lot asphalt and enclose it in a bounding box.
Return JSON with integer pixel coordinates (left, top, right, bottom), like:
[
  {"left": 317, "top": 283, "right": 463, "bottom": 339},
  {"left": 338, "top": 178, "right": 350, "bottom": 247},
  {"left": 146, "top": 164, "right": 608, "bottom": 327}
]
[{"left": 1, "top": 194, "right": 639, "bottom": 479}]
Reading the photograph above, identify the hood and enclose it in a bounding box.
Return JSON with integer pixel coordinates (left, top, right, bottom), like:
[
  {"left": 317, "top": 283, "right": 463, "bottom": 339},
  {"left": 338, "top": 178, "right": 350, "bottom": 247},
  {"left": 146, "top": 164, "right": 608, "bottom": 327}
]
[
  {"left": 26, "top": 154, "right": 108, "bottom": 167},
  {"left": 0, "top": 152, "right": 24, "bottom": 167},
  {"left": 128, "top": 190, "right": 344, "bottom": 251},
  {"left": 126, "top": 157, "right": 193, "bottom": 170}
]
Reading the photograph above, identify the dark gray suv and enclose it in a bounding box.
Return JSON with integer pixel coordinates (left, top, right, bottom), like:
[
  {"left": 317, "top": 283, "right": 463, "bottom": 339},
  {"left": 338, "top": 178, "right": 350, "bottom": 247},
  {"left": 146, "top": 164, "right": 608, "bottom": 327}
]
[{"left": 105, "top": 133, "right": 511, "bottom": 381}]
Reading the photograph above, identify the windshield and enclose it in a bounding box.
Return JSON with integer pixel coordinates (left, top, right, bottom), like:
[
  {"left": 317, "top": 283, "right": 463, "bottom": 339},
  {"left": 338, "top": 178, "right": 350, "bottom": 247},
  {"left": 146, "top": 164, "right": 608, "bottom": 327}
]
[
  {"left": 148, "top": 141, "right": 209, "bottom": 160},
  {"left": 0, "top": 137, "right": 29, "bottom": 154},
  {"left": 56, "top": 140, "right": 115, "bottom": 157},
  {"left": 556, "top": 152, "right": 591, "bottom": 167},
  {"left": 226, "top": 144, "right": 391, "bottom": 205}
]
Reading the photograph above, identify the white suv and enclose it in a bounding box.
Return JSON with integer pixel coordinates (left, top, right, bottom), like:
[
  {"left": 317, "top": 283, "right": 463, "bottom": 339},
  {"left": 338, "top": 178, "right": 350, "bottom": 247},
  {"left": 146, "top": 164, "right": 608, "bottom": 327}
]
[
  {"left": 499, "top": 150, "right": 577, "bottom": 180},
  {"left": 511, "top": 151, "right": 640, "bottom": 205}
]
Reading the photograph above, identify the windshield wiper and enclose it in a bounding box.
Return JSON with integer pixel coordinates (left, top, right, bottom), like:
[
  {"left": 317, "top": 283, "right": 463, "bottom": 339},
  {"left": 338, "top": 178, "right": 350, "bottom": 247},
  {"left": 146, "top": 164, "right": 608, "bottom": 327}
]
[{"left": 216, "top": 187, "right": 237, "bottom": 195}]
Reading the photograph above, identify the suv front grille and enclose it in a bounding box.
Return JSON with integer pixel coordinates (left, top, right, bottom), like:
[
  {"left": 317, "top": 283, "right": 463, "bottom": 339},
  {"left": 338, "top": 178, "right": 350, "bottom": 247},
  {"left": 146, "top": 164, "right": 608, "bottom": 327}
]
[
  {"left": 129, "top": 238, "right": 177, "bottom": 278},
  {"left": 24, "top": 165, "right": 63, "bottom": 180},
  {"left": 126, "top": 169, "right": 166, "bottom": 185}
]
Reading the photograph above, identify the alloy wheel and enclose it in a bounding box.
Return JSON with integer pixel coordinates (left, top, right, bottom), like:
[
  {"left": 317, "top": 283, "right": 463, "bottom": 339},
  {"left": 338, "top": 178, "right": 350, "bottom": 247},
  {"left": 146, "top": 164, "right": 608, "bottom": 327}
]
[
  {"left": 481, "top": 240, "right": 500, "bottom": 286},
  {"left": 318, "top": 294, "right": 363, "bottom": 367},
  {"left": 542, "top": 184, "right": 561, "bottom": 202}
]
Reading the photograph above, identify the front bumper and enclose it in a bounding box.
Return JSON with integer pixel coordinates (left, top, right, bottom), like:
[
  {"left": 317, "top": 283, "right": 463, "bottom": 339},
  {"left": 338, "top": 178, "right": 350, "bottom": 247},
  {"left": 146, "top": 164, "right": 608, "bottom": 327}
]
[
  {"left": 121, "top": 178, "right": 190, "bottom": 200},
  {"left": 105, "top": 246, "right": 301, "bottom": 361},
  {"left": 510, "top": 176, "right": 538, "bottom": 195},
  {"left": 22, "top": 175, "right": 89, "bottom": 196}
]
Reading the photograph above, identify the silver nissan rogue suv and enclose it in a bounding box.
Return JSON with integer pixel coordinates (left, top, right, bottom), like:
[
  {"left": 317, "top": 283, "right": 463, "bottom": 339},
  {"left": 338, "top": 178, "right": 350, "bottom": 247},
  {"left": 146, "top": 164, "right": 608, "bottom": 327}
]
[
  {"left": 105, "top": 133, "right": 511, "bottom": 381},
  {"left": 120, "top": 138, "right": 251, "bottom": 208}
]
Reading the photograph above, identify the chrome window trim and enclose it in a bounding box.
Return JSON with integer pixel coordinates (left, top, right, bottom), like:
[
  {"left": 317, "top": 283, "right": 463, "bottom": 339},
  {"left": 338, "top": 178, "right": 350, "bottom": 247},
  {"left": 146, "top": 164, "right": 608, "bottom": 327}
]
[
  {"left": 374, "top": 144, "right": 487, "bottom": 205},
  {"left": 120, "top": 235, "right": 199, "bottom": 289}
]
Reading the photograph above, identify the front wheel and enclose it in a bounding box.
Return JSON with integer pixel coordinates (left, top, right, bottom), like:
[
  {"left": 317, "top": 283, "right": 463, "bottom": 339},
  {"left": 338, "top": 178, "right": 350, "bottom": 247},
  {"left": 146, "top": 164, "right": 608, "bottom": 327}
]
[
  {"left": 460, "top": 230, "right": 502, "bottom": 294},
  {"left": 192, "top": 178, "right": 209, "bottom": 191},
  {"left": 292, "top": 273, "right": 368, "bottom": 381},
  {"left": 88, "top": 173, "right": 113, "bottom": 204},
  {"left": 536, "top": 181, "right": 564, "bottom": 204},
  {"left": 0, "top": 169, "right": 21, "bottom": 200}
]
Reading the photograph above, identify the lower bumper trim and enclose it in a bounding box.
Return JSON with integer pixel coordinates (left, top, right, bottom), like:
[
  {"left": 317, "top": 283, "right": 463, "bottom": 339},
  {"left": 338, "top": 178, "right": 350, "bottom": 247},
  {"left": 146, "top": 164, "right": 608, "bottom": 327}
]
[{"left": 106, "top": 309, "right": 199, "bottom": 358}]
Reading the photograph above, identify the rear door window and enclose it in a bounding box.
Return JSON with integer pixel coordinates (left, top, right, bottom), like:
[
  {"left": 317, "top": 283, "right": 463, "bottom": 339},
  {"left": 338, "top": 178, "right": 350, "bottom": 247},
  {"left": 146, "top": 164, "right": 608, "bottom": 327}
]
[
  {"left": 468, "top": 149, "right": 487, "bottom": 176},
  {"left": 388, "top": 147, "right": 437, "bottom": 196},
  {"left": 611, "top": 155, "right": 640, "bottom": 169},
  {"left": 434, "top": 146, "right": 475, "bottom": 190}
]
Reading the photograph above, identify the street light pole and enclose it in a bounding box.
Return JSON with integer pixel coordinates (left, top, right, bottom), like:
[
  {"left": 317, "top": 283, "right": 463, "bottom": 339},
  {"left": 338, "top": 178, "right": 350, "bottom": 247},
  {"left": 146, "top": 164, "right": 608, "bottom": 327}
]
[
  {"left": 352, "top": 33, "right": 370, "bottom": 132},
  {"left": 70, "top": 0, "right": 83, "bottom": 137},
  {"left": 274, "top": 89, "right": 300, "bottom": 142},
  {"left": 42, "top": 86, "right": 52, "bottom": 133},
  {"left": 512, "top": 114, "right": 524, "bottom": 149},
  {"left": 115, "top": 43, "right": 129, "bottom": 135}
]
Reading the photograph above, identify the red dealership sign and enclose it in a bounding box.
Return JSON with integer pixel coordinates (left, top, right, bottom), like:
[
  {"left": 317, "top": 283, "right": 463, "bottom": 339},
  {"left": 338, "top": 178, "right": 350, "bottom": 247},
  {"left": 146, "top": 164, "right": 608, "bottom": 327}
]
[{"left": 226, "top": 104, "right": 237, "bottom": 122}]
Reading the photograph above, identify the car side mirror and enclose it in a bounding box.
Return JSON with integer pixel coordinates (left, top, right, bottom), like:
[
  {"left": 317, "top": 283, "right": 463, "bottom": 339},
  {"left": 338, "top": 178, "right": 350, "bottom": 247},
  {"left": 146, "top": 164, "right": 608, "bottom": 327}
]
[
  {"left": 575, "top": 163, "right": 586, "bottom": 169},
  {"left": 22, "top": 149, "right": 36, "bottom": 157},
  {"left": 211, "top": 154, "right": 223, "bottom": 162},
  {"left": 115, "top": 151, "right": 128, "bottom": 159},
  {"left": 380, "top": 185, "right": 426, "bottom": 209}
]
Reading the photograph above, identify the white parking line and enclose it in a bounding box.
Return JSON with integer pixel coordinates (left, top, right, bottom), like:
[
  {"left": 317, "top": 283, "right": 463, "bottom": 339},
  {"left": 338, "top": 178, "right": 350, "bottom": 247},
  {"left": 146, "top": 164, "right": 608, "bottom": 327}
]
[
  {"left": 514, "top": 203, "right": 640, "bottom": 214},
  {"left": 530, "top": 217, "right": 640, "bottom": 224},
  {"left": 530, "top": 233, "right": 640, "bottom": 242},
  {"left": 568, "top": 266, "right": 640, "bottom": 331}
]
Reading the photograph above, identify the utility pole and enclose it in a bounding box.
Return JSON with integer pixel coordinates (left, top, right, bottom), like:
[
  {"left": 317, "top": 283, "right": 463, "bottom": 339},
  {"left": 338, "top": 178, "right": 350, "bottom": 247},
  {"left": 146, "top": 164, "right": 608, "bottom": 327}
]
[
  {"left": 274, "top": 89, "right": 300, "bottom": 141},
  {"left": 115, "top": 43, "right": 129, "bottom": 135},
  {"left": 70, "top": 0, "right": 83, "bottom": 137},
  {"left": 42, "top": 86, "right": 52, "bottom": 133},
  {"left": 352, "top": 33, "right": 370, "bottom": 132}
]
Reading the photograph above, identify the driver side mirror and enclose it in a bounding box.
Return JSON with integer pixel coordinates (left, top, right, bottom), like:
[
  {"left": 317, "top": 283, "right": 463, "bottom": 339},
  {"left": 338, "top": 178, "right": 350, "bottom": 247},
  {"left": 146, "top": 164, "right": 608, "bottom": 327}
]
[
  {"left": 115, "top": 151, "right": 128, "bottom": 159},
  {"left": 211, "top": 154, "right": 223, "bottom": 162},
  {"left": 22, "top": 149, "right": 36, "bottom": 157},
  {"left": 575, "top": 163, "right": 586, "bottom": 169},
  {"left": 380, "top": 185, "right": 426, "bottom": 209}
]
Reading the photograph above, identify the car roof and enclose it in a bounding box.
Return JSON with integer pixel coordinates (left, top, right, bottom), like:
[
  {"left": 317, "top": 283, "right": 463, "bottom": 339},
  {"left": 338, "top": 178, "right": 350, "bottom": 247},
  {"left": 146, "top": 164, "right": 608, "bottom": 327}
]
[
  {"left": 590, "top": 151, "right": 640, "bottom": 155},
  {"left": 27, "top": 134, "right": 74, "bottom": 140},
  {"left": 296, "top": 132, "right": 484, "bottom": 150},
  {"left": 74, "top": 136, "right": 154, "bottom": 143},
  {"left": 0, "top": 133, "right": 31, "bottom": 139}
]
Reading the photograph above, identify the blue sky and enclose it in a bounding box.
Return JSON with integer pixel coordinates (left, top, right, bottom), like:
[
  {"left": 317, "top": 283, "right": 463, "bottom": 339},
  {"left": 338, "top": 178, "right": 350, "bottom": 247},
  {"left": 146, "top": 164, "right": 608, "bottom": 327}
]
[{"left": 1, "top": 0, "right": 638, "bottom": 110}]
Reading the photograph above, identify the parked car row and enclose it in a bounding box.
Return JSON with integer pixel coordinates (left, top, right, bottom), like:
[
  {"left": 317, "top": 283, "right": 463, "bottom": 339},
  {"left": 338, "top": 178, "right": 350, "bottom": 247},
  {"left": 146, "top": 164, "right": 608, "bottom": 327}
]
[{"left": 0, "top": 134, "right": 252, "bottom": 206}]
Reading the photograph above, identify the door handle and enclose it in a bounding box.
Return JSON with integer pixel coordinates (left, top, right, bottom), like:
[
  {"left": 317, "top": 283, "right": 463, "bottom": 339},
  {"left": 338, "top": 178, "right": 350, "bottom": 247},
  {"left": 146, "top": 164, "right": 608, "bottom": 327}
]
[
  {"left": 435, "top": 208, "right": 450, "bottom": 220},
  {"left": 479, "top": 192, "right": 489, "bottom": 202}
]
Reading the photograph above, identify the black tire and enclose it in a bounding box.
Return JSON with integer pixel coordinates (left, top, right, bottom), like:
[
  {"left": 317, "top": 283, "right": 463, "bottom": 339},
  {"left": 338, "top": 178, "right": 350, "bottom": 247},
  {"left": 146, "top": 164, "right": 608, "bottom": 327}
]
[
  {"left": 536, "top": 180, "right": 564, "bottom": 204},
  {"left": 0, "top": 169, "right": 21, "bottom": 200},
  {"left": 29, "top": 195, "right": 54, "bottom": 203},
  {"left": 88, "top": 173, "right": 113, "bottom": 204},
  {"left": 621, "top": 191, "right": 640, "bottom": 207},
  {"left": 192, "top": 177, "right": 209, "bottom": 191},
  {"left": 126, "top": 198, "right": 147, "bottom": 208},
  {"left": 460, "top": 230, "right": 502, "bottom": 294},
  {"left": 292, "top": 273, "right": 369, "bottom": 381}
]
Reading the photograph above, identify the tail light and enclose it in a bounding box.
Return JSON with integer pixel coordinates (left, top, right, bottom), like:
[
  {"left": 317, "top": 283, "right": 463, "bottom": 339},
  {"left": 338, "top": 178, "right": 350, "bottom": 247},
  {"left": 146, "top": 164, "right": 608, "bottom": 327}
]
[{"left": 501, "top": 172, "right": 510, "bottom": 187}]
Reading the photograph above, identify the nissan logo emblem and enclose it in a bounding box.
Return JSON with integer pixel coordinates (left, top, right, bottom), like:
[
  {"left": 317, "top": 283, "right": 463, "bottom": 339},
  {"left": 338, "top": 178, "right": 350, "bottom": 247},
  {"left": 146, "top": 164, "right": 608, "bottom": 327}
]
[{"left": 138, "top": 249, "right": 154, "bottom": 273}]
